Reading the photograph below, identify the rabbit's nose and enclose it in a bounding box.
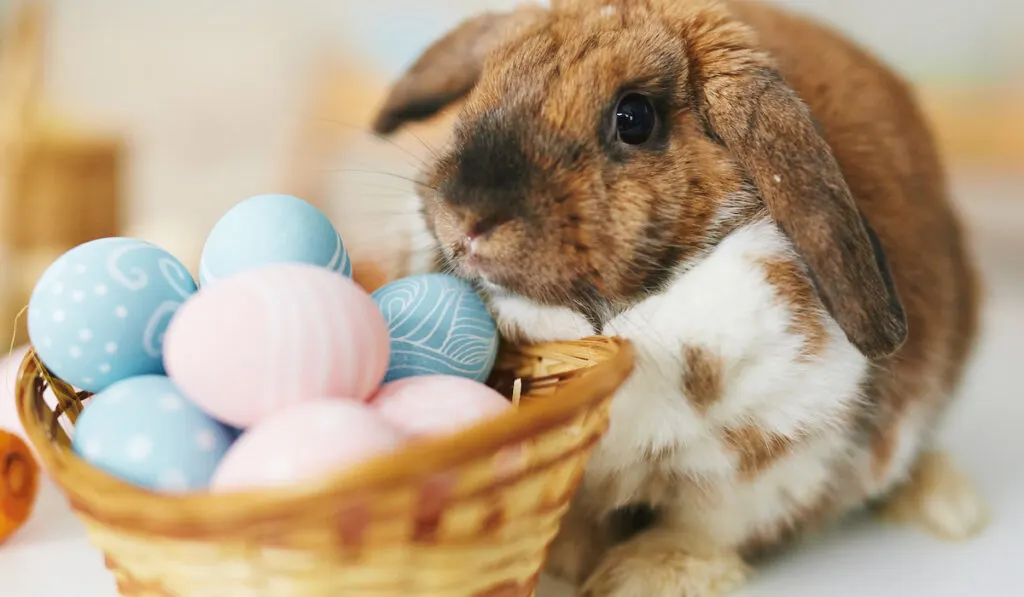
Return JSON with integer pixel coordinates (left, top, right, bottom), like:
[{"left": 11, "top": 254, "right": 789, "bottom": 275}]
[{"left": 464, "top": 213, "right": 512, "bottom": 254}]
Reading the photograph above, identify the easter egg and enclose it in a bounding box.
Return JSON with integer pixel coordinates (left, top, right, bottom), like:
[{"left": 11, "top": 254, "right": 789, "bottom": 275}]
[
  {"left": 71, "top": 375, "right": 235, "bottom": 492},
  {"left": 211, "top": 399, "right": 403, "bottom": 492},
  {"left": 371, "top": 274, "right": 499, "bottom": 383},
  {"left": 198, "top": 194, "right": 351, "bottom": 287},
  {"left": 164, "top": 263, "right": 390, "bottom": 428},
  {"left": 27, "top": 238, "right": 197, "bottom": 393},
  {"left": 372, "top": 375, "right": 511, "bottom": 437}
]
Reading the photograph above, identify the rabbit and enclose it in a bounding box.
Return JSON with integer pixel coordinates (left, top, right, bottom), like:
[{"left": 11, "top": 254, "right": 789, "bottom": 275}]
[{"left": 372, "top": 0, "right": 987, "bottom": 595}]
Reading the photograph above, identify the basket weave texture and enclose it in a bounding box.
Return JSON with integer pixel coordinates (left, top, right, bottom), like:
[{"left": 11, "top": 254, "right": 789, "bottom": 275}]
[{"left": 16, "top": 337, "right": 634, "bottom": 597}]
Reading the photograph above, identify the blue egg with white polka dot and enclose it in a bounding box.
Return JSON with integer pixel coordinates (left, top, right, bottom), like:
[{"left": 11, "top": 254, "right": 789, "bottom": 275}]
[
  {"left": 27, "top": 237, "right": 198, "bottom": 394},
  {"left": 198, "top": 194, "right": 351, "bottom": 287},
  {"left": 72, "top": 375, "right": 234, "bottom": 493}
]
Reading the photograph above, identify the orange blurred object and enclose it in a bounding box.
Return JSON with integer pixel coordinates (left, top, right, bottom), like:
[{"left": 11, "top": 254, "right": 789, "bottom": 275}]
[
  {"left": 0, "top": 429, "right": 40, "bottom": 544},
  {"left": 351, "top": 260, "right": 392, "bottom": 294}
]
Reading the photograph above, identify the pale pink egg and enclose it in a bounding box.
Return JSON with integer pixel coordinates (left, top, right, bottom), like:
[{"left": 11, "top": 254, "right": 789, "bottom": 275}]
[
  {"left": 371, "top": 375, "right": 512, "bottom": 438},
  {"left": 211, "top": 399, "right": 403, "bottom": 492},
  {"left": 164, "top": 263, "right": 389, "bottom": 428}
]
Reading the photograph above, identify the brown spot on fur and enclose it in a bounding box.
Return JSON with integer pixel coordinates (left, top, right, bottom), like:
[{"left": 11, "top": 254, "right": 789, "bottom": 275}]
[
  {"left": 722, "top": 426, "right": 795, "bottom": 480},
  {"left": 682, "top": 345, "right": 724, "bottom": 412},
  {"left": 759, "top": 257, "right": 830, "bottom": 360}
]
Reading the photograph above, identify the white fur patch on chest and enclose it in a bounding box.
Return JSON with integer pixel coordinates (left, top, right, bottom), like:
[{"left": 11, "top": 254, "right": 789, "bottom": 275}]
[{"left": 490, "top": 221, "right": 870, "bottom": 542}]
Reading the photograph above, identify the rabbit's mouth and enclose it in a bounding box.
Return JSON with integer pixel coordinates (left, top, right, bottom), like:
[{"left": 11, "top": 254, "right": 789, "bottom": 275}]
[
  {"left": 441, "top": 230, "right": 514, "bottom": 289},
  {"left": 440, "top": 229, "right": 614, "bottom": 332}
]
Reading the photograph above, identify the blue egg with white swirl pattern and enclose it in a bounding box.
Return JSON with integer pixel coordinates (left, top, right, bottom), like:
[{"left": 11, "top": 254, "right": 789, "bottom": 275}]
[
  {"left": 371, "top": 274, "right": 499, "bottom": 383},
  {"left": 198, "top": 194, "right": 351, "bottom": 287},
  {"left": 27, "top": 238, "right": 197, "bottom": 394}
]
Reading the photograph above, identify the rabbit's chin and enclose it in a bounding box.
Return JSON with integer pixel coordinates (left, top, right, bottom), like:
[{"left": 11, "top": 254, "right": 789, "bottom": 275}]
[{"left": 442, "top": 249, "right": 588, "bottom": 311}]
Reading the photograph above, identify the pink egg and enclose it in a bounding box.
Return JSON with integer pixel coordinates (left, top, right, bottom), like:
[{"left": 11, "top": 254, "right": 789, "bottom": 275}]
[
  {"left": 164, "top": 263, "right": 389, "bottom": 428},
  {"left": 211, "top": 399, "right": 403, "bottom": 491},
  {"left": 371, "top": 375, "right": 512, "bottom": 438}
]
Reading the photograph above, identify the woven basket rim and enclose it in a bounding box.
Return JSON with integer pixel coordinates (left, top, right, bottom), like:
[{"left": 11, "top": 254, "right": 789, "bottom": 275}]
[{"left": 16, "top": 337, "right": 634, "bottom": 532}]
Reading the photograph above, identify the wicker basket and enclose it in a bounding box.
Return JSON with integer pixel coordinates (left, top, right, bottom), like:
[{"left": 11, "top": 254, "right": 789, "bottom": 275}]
[{"left": 16, "top": 337, "right": 634, "bottom": 597}]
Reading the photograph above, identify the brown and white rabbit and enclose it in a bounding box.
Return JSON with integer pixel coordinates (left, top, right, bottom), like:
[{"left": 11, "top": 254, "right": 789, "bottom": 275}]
[{"left": 373, "top": 0, "right": 986, "bottom": 595}]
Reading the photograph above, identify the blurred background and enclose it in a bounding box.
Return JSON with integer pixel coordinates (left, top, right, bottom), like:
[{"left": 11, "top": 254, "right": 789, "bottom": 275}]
[
  {"left": 1, "top": 1, "right": 1022, "bottom": 595},
  {"left": 1, "top": 0, "right": 1022, "bottom": 345}
]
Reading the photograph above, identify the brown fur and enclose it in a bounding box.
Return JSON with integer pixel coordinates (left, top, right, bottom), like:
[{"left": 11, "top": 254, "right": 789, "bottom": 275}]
[
  {"left": 375, "top": 0, "right": 919, "bottom": 356},
  {"left": 721, "top": 426, "right": 795, "bottom": 480},
  {"left": 383, "top": 2, "right": 776, "bottom": 331},
  {"left": 376, "top": 0, "right": 979, "bottom": 482},
  {"left": 377, "top": 0, "right": 978, "bottom": 473},
  {"left": 682, "top": 345, "right": 725, "bottom": 412},
  {"left": 676, "top": 2, "right": 910, "bottom": 359},
  {"left": 758, "top": 257, "right": 830, "bottom": 360},
  {"left": 374, "top": 0, "right": 982, "bottom": 591}
]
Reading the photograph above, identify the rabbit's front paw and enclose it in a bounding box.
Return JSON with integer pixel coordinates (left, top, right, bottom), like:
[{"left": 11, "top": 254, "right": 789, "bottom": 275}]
[{"left": 578, "top": 530, "right": 748, "bottom": 597}]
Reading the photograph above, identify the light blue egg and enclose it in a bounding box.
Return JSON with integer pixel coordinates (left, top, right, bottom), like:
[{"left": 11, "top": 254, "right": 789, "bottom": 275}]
[
  {"left": 371, "top": 273, "right": 499, "bottom": 383},
  {"left": 27, "top": 238, "right": 197, "bottom": 393},
  {"left": 72, "top": 375, "right": 235, "bottom": 493},
  {"left": 198, "top": 194, "right": 351, "bottom": 286}
]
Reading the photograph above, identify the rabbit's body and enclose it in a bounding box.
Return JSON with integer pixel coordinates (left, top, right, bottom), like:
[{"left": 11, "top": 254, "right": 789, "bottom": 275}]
[
  {"left": 374, "top": 0, "right": 984, "bottom": 594},
  {"left": 494, "top": 218, "right": 873, "bottom": 553}
]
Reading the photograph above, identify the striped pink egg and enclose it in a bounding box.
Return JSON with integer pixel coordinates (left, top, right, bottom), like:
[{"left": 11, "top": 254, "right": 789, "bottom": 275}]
[{"left": 163, "top": 263, "right": 389, "bottom": 428}]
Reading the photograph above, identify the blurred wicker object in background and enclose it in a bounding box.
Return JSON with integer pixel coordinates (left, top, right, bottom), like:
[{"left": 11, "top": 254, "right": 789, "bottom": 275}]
[
  {"left": 919, "top": 82, "right": 1024, "bottom": 171},
  {"left": 0, "top": 0, "right": 123, "bottom": 347}
]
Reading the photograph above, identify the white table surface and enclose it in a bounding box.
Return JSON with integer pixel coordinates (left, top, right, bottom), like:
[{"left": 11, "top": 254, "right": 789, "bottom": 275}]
[{"left": 4, "top": 172, "right": 1024, "bottom": 597}]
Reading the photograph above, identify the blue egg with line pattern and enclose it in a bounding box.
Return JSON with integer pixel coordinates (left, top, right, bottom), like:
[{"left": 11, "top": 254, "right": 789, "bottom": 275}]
[
  {"left": 198, "top": 194, "right": 351, "bottom": 287},
  {"left": 27, "top": 238, "right": 197, "bottom": 394},
  {"left": 371, "top": 274, "right": 499, "bottom": 383}
]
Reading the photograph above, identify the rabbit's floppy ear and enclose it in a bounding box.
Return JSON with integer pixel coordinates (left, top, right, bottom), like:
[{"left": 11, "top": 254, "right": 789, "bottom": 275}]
[
  {"left": 678, "top": 3, "right": 907, "bottom": 358},
  {"left": 372, "top": 6, "right": 545, "bottom": 135}
]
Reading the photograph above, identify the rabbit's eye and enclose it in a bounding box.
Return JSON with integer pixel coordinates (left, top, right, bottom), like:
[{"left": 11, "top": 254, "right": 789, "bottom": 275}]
[{"left": 615, "top": 94, "right": 656, "bottom": 145}]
